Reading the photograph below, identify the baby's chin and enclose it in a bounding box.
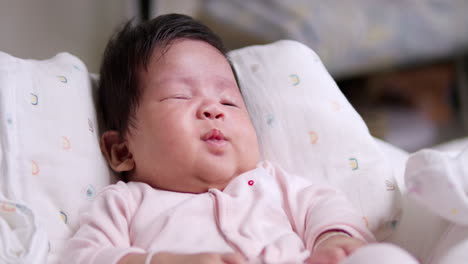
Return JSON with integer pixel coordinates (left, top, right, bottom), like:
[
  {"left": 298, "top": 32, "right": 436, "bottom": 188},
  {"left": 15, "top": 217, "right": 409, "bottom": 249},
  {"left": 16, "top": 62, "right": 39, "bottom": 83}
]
[
  {"left": 131, "top": 158, "right": 260, "bottom": 193},
  {"left": 176, "top": 165, "right": 257, "bottom": 193},
  {"left": 131, "top": 171, "right": 232, "bottom": 194},
  {"left": 202, "top": 163, "right": 260, "bottom": 191},
  {"left": 157, "top": 180, "right": 231, "bottom": 194}
]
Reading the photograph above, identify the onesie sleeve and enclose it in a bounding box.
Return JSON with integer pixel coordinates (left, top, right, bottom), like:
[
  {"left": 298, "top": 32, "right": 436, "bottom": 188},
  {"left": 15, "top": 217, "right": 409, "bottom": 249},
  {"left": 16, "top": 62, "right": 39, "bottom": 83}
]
[
  {"left": 260, "top": 161, "right": 375, "bottom": 252},
  {"left": 63, "top": 181, "right": 145, "bottom": 264}
]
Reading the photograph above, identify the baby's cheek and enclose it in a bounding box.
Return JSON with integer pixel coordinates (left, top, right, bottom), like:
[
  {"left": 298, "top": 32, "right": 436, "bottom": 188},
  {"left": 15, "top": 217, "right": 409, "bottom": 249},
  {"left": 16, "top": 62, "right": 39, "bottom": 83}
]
[{"left": 244, "top": 128, "right": 261, "bottom": 163}]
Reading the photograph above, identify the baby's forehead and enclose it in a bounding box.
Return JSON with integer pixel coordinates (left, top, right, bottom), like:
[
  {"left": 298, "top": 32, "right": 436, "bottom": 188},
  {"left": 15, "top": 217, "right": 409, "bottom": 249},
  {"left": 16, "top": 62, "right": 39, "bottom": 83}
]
[
  {"left": 158, "top": 75, "right": 235, "bottom": 88},
  {"left": 140, "top": 76, "right": 239, "bottom": 100},
  {"left": 140, "top": 66, "right": 239, "bottom": 92},
  {"left": 138, "top": 39, "right": 240, "bottom": 92}
]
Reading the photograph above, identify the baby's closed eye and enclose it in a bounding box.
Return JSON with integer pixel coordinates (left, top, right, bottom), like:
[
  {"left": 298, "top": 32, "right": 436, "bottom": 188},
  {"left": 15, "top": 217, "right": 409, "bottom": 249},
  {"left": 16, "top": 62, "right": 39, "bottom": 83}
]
[
  {"left": 221, "top": 100, "right": 238, "bottom": 107},
  {"left": 161, "top": 94, "right": 192, "bottom": 101}
]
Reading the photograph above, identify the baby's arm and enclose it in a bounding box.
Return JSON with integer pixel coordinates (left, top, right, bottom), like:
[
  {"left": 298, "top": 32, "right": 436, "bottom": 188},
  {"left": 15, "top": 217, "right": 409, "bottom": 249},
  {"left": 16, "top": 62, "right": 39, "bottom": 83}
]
[
  {"left": 119, "top": 252, "right": 246, "bottom": 264},
  {"left": 262, "top": 162, "right": 374, "bottom": 261},
  {"left": 306, "top": 231, "right": 366, "bottom": 264},
  {"left": 65, "top": 182, "right": 246, "bottom": 264},
  {"left": 63, "top": 185, "right": 144, "bottom": 263}
]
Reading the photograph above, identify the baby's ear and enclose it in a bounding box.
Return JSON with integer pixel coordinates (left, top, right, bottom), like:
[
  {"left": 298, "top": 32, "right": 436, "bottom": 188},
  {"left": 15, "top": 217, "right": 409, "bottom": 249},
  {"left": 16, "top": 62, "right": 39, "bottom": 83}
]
[{"left": 100, "top": 131, "right": 135, "bottom": 172}]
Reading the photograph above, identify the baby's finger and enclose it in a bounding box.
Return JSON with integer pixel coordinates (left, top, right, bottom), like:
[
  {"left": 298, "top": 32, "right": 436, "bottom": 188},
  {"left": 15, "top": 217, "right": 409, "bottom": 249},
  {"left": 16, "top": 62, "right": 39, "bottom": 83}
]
[
  {"left": 306, "top": 254, "right": 329, "bottom": 264},
  {"left": 221, "top": 253, "right": 247, "bottom": 264},
  {"left": 342, "top": 243, "right": 364, "bottom": 255},
  {"left": 307, "top": 248, "right": 347, "bottom": 264}
]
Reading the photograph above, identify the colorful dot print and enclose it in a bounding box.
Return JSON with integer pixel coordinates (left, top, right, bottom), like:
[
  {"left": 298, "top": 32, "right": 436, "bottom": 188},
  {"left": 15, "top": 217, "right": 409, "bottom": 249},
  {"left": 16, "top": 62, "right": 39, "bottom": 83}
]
[
  {"left": 60, "top": 211, "right": 68, "bottom": 224},
  {"left": 308, "top": 131, "right": 319, "bottom": 144},
  {"left": 385, "top": 180, "right": 396, "bottom": 191},
  {"left": 266, "top": 114, "right": 275, "bottom": 127},
  {"left": 248, "top": 180, "right": 255, "bottom": 186},
  {"left": 349, "top": 158, "right": 359, "bottom": 170},
  {"left": 84, "top": 184, "right": 96, "bottom": 200},
  {"left": 56, "top": 76, "right": 68, "bottom": 83},
  {"left": 31, "top": 93, "right": 38, "bottom": 105},
  {"left": 61, "top": 136, "right": 71, "bottom": 150},
  {"left": 1, "top": 202, "right": 16, "bottom": 213},
  {"left": 289, "top": 74, "right": 300, "bottom": 86},
  {"left": 32, "top": 160, "right": 40, "bottom": 175},
  {"left": 88, "top": 118, "right": 94, "bottom": 133}
]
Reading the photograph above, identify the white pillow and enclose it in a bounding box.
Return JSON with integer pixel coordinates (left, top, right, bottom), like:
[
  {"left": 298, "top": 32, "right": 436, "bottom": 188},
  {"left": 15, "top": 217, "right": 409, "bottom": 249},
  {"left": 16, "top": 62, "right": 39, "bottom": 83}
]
[
  {"left": 228, "top": 40, "right": 402, "bottom": 240},
  {"left": 0, "top": 52, "right": 114, "bottom": 263},
  {"left": 0, "top": 40, "right": 402, "bottom": 263}
]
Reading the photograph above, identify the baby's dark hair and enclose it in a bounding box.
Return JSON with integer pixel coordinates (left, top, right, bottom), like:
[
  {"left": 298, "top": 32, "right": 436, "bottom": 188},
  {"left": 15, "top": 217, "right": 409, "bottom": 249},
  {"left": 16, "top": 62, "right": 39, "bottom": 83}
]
[{"left": 98, "top": 14, "right": 228, "bottom": 136}]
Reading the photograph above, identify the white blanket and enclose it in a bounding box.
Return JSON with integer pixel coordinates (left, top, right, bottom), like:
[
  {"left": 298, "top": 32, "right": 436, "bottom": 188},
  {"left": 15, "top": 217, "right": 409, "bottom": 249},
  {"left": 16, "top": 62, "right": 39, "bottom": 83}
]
[
  {"left": 405, "top": 147, "right": 468, "bottom": 264},
  {"left": 0, "top": 199, "right": 48, "bottom": 264}
]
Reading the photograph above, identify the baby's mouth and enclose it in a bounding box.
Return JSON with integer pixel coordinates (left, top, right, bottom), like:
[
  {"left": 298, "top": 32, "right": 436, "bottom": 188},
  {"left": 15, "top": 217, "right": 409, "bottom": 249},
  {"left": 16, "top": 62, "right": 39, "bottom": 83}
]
[
  {"left": 202, "top": 129, "right": 228, "bottom": 150},
  {"left": 202, "top": 128, "right": 226, "bottom": 141},
  {"left": 202, "top": 129, "right": 226, "bottom": 141}
]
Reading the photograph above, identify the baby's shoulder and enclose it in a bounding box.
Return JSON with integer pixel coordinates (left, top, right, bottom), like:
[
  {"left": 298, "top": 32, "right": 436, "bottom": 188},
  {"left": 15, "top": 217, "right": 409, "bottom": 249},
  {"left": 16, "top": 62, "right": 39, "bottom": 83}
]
[
  {"left": 257, "top": 160, "right": 322, "bottom": 187},
  {"left": 257, "top": 160, "right": 292, "bottom": 178},
  {"left": 256, "top": 160, "right": 277, "bottom": 173},
  {"left": 95, "top": 181, "right": 152, "bottom": 203},
  {"left": 99, "top": 180, "right": 145, "bottom": 192},
  {"left": 255, "top": 160, "right": 296, "bottom": 185}
]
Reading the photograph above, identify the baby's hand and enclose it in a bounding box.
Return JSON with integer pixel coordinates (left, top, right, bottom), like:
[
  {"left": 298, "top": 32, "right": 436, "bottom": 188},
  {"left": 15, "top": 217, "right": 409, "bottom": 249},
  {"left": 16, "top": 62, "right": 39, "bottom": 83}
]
[
  {"left": 150, "top": 252, "right": 247, "bottom": 264},
  {"left": 306, "top": 232, "right": 366, "bottom": 264}
]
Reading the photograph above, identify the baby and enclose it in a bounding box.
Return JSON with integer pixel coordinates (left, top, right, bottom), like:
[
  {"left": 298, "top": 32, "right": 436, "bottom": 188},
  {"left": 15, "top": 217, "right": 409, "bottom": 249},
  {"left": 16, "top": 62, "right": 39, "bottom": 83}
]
[{"left": 64, "top": 14, "right": 418, "bottom": 264}]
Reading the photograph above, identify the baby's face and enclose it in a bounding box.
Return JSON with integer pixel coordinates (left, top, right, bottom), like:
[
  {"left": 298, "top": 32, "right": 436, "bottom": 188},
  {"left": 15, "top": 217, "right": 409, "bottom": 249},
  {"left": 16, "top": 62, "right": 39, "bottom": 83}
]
[{"left": 126, "top": 39, "right": 260, "bottom": 193}]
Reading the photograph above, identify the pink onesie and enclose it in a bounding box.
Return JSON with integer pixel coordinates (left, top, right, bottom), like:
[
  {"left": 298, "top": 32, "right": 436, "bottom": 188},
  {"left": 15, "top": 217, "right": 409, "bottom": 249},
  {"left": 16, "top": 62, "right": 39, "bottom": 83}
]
[{"left": 64, "top": 161, "right": 376, "bottom": 263}]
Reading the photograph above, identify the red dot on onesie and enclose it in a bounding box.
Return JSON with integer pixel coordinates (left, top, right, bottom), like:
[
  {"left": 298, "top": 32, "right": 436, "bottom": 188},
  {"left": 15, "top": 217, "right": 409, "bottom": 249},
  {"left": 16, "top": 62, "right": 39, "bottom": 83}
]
[{"left": 248, "top": 180, "right": 254, "bottom": 186}]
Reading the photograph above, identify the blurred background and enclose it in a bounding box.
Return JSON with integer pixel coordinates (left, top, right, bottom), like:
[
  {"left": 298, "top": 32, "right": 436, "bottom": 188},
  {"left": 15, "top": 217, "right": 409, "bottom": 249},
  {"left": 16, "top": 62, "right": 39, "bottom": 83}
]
[{"left": 1, "top": 0, "right": 467, "bottom": 152}]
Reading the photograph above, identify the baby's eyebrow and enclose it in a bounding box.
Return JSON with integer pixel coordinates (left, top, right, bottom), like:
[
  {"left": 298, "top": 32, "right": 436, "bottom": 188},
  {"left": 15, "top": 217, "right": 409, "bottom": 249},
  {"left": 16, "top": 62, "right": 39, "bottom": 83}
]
[
  {"left": 156, "top": 76, "right": 191, "bottom": 86},
  {"left": 145, "top": 78, "right": 190, "bottom": 98},
  {"left": 157, "top": 75, "right": 236, "bottom": 92},
  {"left": 213, "top": 77, "right": 238, "bottom": 91}
]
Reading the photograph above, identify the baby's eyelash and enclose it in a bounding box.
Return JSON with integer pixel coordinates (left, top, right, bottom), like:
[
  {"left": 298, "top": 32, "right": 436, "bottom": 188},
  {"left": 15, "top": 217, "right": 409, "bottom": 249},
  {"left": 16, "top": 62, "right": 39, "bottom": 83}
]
[
  {"left": 222, "top": 101, "right": 238, "bottom": 107},
  {"left": 173, "top": 95, "right": 190, "bottom": 99},
  {"left": 161, "top": 95, "right": 191, "bottom": 101}
]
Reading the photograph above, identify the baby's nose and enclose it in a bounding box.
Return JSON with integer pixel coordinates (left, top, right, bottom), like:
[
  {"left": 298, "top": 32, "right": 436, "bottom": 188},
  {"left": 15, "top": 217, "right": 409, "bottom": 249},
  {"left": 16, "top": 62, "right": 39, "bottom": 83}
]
[
  {"left": 198, "top": 103, "right": 224, "bottom": 120},
  {"left": 204, "top": 111, "right": 223, "bottom": 119}
]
